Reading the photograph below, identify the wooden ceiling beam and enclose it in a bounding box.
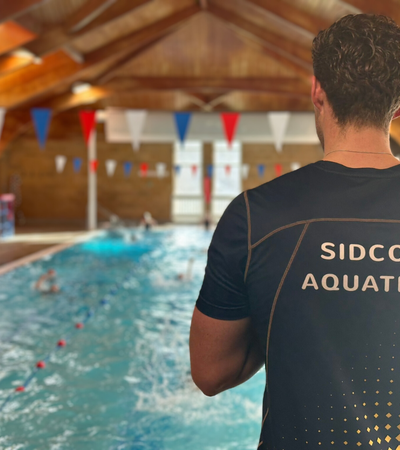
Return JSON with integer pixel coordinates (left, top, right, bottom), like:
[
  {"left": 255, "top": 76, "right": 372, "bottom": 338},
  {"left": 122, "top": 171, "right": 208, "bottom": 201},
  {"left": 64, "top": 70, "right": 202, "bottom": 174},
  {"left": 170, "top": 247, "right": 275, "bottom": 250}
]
[
  {"left": 65, "top": 0, "right": 118, "bottom": 33},
  {"left": 0, "top": 51, "right": 82, "bottom": 109},
  {"left": 341, "top": 0, "right": 400, "bottom": 23},
  {"left": 88, "top": 5, "right": 200, "bottom": 66},
  {"left": 0, "top": 21, "right": 36, "bottom": 55},
  {"left": 208, "top": 5, "right": 313, "bottom": 80},
  {"left": 0, "top": 0, "right": 45, "bottom": 23},
  {"left": 23, "top": 0, "right": 153, "bottom": 57},
  {"left": 185, "top": 91, "right": 231, "bottom": 111},
  {"left": 43, "top": 86, "right": 113, "bottom": 111},
  {"left": 105, "top": 76, "right": 311, "bottom": 97},
  {"left": 246, "top": 0, "right": 331, "bottom": 36},
  {"left": 0, "top": 54, "right": 33, "bottom": 76},
  {"left": 0, "top": 6, "right": 200, "bottom": 110}
]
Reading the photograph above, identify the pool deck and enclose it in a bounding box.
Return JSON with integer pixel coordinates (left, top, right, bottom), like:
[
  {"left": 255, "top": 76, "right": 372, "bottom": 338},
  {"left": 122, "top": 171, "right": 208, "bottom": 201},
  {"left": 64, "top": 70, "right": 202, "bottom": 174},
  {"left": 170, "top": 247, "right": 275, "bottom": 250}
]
[{"left": 0, "top": 227, "right": 96, "bottom": 275}]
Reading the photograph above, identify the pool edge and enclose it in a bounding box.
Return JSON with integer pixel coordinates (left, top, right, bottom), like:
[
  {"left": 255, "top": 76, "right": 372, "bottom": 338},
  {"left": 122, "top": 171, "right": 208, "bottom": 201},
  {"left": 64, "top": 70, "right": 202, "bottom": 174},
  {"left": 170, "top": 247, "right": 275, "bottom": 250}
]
[{"left": 0, "top": 230, "right": 102, "bottom": 276}]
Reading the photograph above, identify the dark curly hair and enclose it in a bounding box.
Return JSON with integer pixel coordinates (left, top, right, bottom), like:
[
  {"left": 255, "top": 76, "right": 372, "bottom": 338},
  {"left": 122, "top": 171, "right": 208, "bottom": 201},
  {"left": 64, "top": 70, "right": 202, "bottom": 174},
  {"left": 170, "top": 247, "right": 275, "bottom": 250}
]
[{"left": 312, "top": 14, "right": 400, "bottom": 130}]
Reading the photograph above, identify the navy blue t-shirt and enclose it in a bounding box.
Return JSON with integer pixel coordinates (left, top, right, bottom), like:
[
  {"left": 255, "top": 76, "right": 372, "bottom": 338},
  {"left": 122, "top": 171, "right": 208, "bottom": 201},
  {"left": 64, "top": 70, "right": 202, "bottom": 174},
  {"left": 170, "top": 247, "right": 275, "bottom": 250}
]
[{"left": 197, "top": 160, "right": 400, "bottom": 450}]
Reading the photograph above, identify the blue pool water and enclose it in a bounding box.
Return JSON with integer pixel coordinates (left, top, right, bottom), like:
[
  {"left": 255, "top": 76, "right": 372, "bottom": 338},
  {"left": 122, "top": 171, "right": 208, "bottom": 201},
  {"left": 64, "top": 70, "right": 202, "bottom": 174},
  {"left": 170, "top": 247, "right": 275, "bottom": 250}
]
[{"left": 0, "top": 227, "right": 264, "bottom": 449}]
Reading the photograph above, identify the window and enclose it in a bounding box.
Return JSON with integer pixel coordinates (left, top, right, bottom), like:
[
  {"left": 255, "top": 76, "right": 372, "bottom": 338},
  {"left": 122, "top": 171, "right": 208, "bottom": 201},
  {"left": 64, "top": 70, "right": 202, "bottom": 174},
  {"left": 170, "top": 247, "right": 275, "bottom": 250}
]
[
  {"left": 211, "top": 141, "right": 242, "bottom": 221},
  {"left": 172, "top": 141, "right": 204, "bottom": 223}
]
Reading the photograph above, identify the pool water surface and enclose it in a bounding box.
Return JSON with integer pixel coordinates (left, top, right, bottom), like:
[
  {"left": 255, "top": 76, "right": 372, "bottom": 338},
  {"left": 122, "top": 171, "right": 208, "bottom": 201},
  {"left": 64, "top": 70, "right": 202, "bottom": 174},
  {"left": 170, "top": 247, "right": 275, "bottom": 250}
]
[{"left": 0, "top": 227, "right": 264, "bottom": 449}]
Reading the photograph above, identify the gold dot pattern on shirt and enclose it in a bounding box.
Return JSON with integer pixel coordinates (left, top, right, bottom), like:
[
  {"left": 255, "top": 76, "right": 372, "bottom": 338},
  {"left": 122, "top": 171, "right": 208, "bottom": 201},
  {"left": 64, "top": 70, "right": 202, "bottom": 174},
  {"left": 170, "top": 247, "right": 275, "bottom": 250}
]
[
  {"left": 269, "top": 328, "right": 400, "bottom": 450},
  {"left": 290, "top": 353, "right": 400, "bottom": 448}
]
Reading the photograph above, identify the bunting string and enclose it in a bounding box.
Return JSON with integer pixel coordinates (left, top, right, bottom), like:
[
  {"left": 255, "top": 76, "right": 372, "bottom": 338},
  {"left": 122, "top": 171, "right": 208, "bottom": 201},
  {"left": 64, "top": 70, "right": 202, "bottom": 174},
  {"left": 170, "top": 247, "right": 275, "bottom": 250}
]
[{"left": 45, "top": 157, "right": 301, "bottom": 179}]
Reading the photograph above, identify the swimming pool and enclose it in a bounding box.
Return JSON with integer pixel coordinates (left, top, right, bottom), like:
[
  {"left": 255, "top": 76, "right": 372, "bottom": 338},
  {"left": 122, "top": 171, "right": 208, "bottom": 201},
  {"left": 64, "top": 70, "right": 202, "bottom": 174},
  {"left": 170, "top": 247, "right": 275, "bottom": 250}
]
[{"left": 0, "top": 227, "right": 264, "bottom": 449}]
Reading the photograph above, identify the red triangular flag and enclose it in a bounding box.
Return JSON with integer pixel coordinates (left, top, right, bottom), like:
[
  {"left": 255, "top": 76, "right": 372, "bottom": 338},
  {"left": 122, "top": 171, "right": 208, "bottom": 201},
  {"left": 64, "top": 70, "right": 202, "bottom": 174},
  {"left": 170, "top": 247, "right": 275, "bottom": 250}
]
[
  {"left": 79, "top": 110, "right": 96, "bottom": 146},
  {"left": 192, "top": 165, "right": 197, "bottom": 175},
  {"left": 225, "top": 165, "right": 231, "bottom": 175},
  {"left": 140, "top": 163, "right": 148, "bottom": 177},
  {"left": 221, "top": 113, "right": 240, "bottom": 147},
  {"left": 275, "top": 164, "right": 282, "bottom": 177},
  {"left": 90, "top": 160, "right": 98, "bottom": 173}
]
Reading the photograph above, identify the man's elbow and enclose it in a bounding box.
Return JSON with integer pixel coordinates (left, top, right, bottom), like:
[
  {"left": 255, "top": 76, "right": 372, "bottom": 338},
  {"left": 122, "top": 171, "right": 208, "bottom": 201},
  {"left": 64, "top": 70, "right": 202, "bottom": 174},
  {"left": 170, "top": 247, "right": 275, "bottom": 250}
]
[{"left": 191, "top": 371, "right": 228, "bottom": 397}]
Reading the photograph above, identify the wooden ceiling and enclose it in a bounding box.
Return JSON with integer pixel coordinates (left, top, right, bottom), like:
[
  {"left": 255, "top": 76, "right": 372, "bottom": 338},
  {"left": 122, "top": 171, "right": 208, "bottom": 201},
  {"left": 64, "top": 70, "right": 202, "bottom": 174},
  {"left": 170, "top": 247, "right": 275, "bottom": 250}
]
[{"left": 1, "top": 0, "right": 400, "bottom": 152}]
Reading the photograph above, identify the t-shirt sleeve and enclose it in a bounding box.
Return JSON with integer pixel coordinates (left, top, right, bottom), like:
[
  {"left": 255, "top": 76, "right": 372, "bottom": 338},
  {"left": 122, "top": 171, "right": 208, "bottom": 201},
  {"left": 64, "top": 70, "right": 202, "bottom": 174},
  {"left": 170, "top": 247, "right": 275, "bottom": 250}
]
[{"left": 196, "top": 193, "right": 250, "bottom": 320}]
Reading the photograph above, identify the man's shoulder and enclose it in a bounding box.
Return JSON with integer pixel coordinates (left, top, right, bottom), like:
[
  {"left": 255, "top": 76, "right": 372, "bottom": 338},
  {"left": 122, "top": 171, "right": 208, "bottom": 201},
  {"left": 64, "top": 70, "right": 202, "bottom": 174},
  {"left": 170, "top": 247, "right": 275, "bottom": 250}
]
[
  {"left": 247, "top": 161, "right": 320, "bottom": 202},
  {"left": 244, "top": 162, "right": 323, "bottom": 243}
]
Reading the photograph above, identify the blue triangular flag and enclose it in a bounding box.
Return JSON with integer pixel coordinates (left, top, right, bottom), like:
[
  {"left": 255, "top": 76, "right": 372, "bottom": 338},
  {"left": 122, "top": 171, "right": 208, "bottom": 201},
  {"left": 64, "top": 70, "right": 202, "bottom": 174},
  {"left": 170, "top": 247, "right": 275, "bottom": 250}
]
[
  {"left": 73, "top": 157, "right": 82, "bottom": 173},
  {"left": 31, "top": 108, "right": 52, "bottom": 150},
  {"left": 174, "top": 112, "right": 192, "bottom": 144},
  {"left": 124, "top": 161, "right": 133, "bottom": 177},
  {"left": 207, "top": 164, "right": 213, "bottom": 178},
  {"left": 174, "top": 165, "right": 181, "bottom": 175},
  {"left": 258, "top": 164, "right": 265, "bottom": 178}
]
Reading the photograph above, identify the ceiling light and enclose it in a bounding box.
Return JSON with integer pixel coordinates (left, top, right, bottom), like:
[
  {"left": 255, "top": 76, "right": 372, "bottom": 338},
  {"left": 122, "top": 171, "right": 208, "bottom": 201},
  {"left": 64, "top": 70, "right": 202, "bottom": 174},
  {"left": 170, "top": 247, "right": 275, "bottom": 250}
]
[{"left": 72, "top": 82, "right": 92, "bottom": 95}]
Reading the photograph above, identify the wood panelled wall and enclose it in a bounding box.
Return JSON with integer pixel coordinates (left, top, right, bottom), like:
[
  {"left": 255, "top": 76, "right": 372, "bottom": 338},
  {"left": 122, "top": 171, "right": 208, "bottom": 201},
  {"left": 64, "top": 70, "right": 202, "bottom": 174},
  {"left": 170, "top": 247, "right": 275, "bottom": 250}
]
[
  {"left": 0, "top": 112, "right": 323, "bottom": 227},
  {"left": 0, "top": 113, "right": 173, "bottom": 226}
]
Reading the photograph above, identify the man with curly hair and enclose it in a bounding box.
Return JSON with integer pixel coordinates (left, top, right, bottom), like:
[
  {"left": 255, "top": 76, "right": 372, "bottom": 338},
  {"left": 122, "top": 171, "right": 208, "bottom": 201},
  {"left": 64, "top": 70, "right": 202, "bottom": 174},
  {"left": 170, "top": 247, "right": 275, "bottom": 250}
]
[{"left": 190, "top": 14, "right": 400, "bottom": 449}]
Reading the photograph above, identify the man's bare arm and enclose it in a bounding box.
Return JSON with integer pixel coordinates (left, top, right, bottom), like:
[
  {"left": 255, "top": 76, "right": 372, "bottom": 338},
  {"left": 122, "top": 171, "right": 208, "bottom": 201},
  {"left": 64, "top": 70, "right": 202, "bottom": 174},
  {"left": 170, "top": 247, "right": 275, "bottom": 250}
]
[{"left": 189, "top": 307, "right": 265, "bottom": 397}]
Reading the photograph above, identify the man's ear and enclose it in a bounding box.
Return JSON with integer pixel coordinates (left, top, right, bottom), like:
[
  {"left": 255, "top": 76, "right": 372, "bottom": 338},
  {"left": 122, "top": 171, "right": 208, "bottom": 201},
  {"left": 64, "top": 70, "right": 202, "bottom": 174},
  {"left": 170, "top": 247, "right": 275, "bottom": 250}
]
[{"left": 311, "top": 76, "right": 324, "bottom": 112}]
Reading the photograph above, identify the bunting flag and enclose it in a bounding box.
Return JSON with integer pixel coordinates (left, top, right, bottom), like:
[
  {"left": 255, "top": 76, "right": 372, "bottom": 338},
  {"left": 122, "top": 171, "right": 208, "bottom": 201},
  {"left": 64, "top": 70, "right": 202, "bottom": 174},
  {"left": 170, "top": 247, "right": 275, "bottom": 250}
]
[
  {"left": 192, "top": 165, "right": 197, "bottom": 176},
  {"left": 31, "top": 108, "right": 52, "bottom": 150},
  {"left": 126, "top": 110, "right": 147, "bottom": 151},
  {"left": 73, "top": 157, "right": 82, "bottom": 173},
  {"left": 221, "top": 113, "right": 240, "bottom": 147},
  {"left": 275, "top": 163, "right": 282, "bottom": 177},
  {"left": 0, "top": 108, "right": 5, "bottom": 141},
  {"left": 225, "top": 165, "right": 231, "bottom": 176},
  {"left": 123, "top": 161, "right": 133, "bottom": 177},
  {"left": 79, "top": 110, "right": 96, "bottom": 146},
  {"left": 174, "top": 165, "right": 181, "bottom": 175},
  {"left": 241, "top": 163, "right": 250, "bottom": 180},
  {"left": 204, "top": 176, "right": 211, "bottom": 204},
  {"left": 257, "top": 164, "right": 265, "bottom": 178},
  {"left": 140, "top": 162, "right": 148, "bottom": 177},
  {"left": 90, "top": 160, "right": 98, "bottom": 173},
  {"left": 290, "top": 162, "right": 301, "bottom": 171},
  {"left": 174, "top": 112, "right": 192, "bottom": 144},
  {"left": 105, "top": 159, "right": 117, "bottom": 177},
  {"left": 207, "top": 164, "right": 213, "bottom": 178},
  {"left": 55, "top": 155, "right": 67, "bottom": 173},
  {"left": 268, "top": 112, "right": 290, "bottom": 153},
  {"left": 156, "top": 162, "right": 167, "bottom": 178}
]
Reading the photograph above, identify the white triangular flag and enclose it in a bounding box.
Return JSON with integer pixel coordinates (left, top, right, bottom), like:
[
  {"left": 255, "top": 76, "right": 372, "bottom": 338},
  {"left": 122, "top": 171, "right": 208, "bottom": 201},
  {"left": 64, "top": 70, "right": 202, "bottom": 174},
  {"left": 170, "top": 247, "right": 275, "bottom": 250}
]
[
  {"left": 0, "top": 108, "right": 5, "bottom": 141},
  {"left": 290, "top": 162, "right": 301, "bottom": 171},
  {"left": 268, "top": 112, "right": 290, "bottom": 153},
  {"left": 55, "top": 155, "right": 67, "bottom": 173},
  {"left": 125, "top": 110, "right": 147, "bottom": 151},
  {"left": 241, "top": 164, "right": 250, "bottom": 180},
  {"left": 156, "top": 162, "right": 166, "bottom": 178},
  {"left": 106, "top": 159, "right": 117, "bottom": 177}
]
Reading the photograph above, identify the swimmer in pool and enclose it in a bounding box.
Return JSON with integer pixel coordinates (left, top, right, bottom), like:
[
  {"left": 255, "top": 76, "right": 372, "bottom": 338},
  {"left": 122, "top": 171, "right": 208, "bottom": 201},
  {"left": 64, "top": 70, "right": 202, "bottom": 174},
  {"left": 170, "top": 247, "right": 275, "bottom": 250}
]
[
  {"left": 178, "top": 258, "right": 194, "bottom": 281},
  {"left": 35, "top": 269, "right": 60, "bottom": 293},
  {"left": 140, "top": 211, "right": 157, "bottom": 231}
]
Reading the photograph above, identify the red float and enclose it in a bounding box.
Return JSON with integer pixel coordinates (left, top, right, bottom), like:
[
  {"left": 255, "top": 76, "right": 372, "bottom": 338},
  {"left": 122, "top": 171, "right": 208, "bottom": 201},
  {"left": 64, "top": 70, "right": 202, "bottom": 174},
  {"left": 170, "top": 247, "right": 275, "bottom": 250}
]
[
  {"left": 36, "top": 361, "right": 46, "bottom": 369},
  {"left": 57, "top": 339, "right": 66, "bottom": 347},
  {"left": 75, "top": 323, "right": 84, "bottom": 329},
  {"left": 15, "top": 386, "right": 25, "bottom": 392}
]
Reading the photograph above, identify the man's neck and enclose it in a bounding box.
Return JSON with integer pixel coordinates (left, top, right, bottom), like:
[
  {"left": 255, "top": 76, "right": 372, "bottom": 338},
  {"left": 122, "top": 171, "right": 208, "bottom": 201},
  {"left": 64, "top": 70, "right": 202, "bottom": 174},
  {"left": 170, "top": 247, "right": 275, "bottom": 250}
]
[{"left": 322, "top": 125, "right": 399, "bottom": 169}]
